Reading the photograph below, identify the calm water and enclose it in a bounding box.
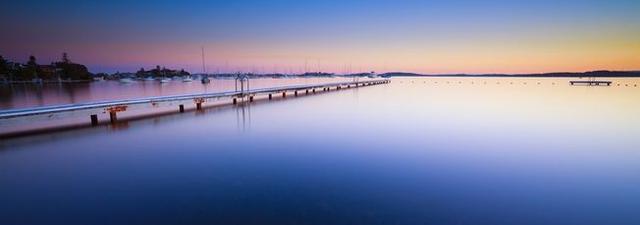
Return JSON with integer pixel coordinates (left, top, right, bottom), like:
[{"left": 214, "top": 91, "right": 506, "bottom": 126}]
[{"left": 1, "top": 77, "right": 640, "bottom": 225}]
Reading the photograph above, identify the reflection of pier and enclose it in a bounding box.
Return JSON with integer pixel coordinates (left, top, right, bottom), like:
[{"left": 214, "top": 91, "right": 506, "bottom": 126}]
[
  {"left": 0, "top": 80, "right": 390, "bottom": 127},
  {"left": 236, "top": 102, "right": 251, "bottom": 132}
]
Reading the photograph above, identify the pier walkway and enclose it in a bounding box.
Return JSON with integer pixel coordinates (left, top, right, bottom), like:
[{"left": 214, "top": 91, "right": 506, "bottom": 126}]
[
  {"left": 569, "top": 80, "right": 612, "bottom": 86},
  {"left": 0, "top": 80, "right": 389, "bottom": 126}
]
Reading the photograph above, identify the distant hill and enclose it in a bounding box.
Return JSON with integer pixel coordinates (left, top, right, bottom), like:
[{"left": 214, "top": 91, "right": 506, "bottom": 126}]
[{"left": 380, "top": 70, "right": 640, "bottom": 78}]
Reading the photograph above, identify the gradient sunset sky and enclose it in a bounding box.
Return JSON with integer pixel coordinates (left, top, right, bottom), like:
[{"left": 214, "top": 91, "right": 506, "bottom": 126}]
[{"left": 1, "top": 0, "right": 638, "bottom": 74}]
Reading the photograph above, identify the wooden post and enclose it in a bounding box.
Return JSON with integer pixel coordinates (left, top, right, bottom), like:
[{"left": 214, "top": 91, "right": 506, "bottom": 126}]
[
  {"left": 233, "top": 98, "right": 237, "bottom": 104},
  {"left": 313, "top": 89, "right": 316, "bottom": 93},
  {"left": 196, "top": 103, "right": 202, "bottom": 110},
  {"left": 306, "top": 89, "right": 309, "bottom": 94},
  {"left": 268, "top": 94, "right": 272, "bottom": 100},
  {"left": 90, "top": 114, "right": 98, "bottom": 126},
  {"left": 283, "top": 92, "right": 286, "bottom": 98},
  {"left": 179, "top": 104, "right": 184, "bottom": 113},
  {"left": 109, "top": 112, "right": 117, "bottom": 124},
  {"left": 249, "top": 96, "right": 254, "bottom": 102},
  {"left": 294, "top": 91, "right": 298, "bottom": 96}
]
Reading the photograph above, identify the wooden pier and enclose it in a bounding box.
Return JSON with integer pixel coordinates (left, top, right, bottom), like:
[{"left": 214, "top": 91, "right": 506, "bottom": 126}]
[
  {"left": 0, "top": 80, "right": 390, "bottom": 126},
  {"left": 569, "top": 80, "right": 612, "bottom": 86}
]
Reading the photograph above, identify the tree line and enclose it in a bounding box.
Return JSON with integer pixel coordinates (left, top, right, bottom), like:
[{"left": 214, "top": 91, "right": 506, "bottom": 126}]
[{"left": 0, "top": 53, "right": 92, "bottom": 82}]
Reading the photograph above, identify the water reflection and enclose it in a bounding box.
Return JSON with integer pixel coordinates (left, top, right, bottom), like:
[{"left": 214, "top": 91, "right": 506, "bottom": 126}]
[
  {"left": 0, "top": 77, "right": 639, "bottom": 225},
  {"left": 236, "top": 102, "right": 252, "bottom": 132}
]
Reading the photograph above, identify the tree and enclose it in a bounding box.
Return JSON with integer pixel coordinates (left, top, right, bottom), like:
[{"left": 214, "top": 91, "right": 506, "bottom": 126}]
[
  {"left": 27, "top": 55, "right": 37, "bottom": 67},
  {"left": 21, "top": 55, "right": 39, "bottom": 80},
  {"left": 53, "top": 53, "right": 91, "bottom": 81},
  {"left": 57, "top": 62, "right": 90, "bottom": 80},
  {"left": 62, "top": 52, "right": 70, "bottom": 64},
  {"left": 153, "top": 65, "right": 161, "bottom": 76},
  {"left": 136, "top": 67, "right": 146, "bottom": 77},
  {"left": 0, "top": 55, "right": 8, "bottom": 75}
]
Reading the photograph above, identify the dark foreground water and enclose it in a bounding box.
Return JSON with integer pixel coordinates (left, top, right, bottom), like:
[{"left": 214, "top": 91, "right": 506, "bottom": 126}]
[{"left": 1, "top": 77, "right": 639, "bottom": 225}]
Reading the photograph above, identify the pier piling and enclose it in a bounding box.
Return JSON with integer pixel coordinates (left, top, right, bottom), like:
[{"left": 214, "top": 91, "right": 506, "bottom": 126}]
[
  {"left": 90, "top": 114, "right": 98, "bottom": 126},
  {"left": 179, "top": 105, "right": 184, "bottom": 113},
  {"left": 109, "top": 112, "right": 117, "bottom": 124}
]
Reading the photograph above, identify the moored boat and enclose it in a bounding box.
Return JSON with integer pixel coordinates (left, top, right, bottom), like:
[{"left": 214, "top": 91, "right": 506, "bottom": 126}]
[{"left": 119, "top": 78, "right": 135, "bottom": 83}]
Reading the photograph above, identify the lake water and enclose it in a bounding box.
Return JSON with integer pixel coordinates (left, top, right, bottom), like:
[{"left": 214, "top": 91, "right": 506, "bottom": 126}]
[{"left": 1, "top": 77, "right": 639, "bottom": 225}]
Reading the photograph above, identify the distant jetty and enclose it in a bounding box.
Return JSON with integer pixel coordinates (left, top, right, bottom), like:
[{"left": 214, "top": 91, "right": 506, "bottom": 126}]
[{"left": 379, "top": 70, "right": 640, "bottom": 78}]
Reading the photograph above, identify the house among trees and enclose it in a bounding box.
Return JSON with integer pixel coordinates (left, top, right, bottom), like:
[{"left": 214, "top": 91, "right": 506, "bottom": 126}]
[{"left": 0, "top": 53, "right": 92, "bottom": 83}]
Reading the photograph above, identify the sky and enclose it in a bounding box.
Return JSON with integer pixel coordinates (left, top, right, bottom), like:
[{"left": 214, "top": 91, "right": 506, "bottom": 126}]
[{"left": 0, "top": 0, "right": 639, "bottom": 74}]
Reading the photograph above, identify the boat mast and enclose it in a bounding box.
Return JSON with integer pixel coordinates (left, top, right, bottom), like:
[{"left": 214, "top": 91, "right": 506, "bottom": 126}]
[{"left": 201, "top": 47, "right": 206, "bottom": 74}]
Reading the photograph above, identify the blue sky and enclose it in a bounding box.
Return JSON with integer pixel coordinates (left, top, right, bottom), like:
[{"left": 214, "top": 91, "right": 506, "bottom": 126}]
[{"left": 1, "top": 0, "right": 638, "bottom": 73}]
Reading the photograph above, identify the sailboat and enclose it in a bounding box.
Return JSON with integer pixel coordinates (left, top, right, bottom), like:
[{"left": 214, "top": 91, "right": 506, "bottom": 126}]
[
  {"left": 119, "top": 77, "right": 135, "bottom": 83},
  {"left": 201, "top": 76, "right": 210, "bottom": 84},
  {"left": 201, "top": 47, "right": 211, "bottom": 84},
  {"left": 159, "top": 69, "right": 171, "bottom": 83},
  {"left": 160, "top": 77, "right": 171, "bottom": 83}
]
